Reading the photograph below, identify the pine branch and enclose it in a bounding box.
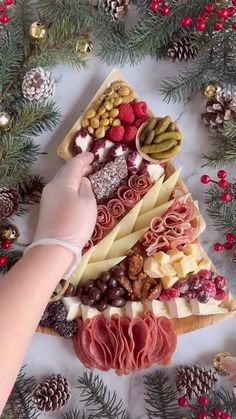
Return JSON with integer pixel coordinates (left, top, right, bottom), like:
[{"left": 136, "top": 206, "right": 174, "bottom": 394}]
[
  {"left": 203, "top": 134, "right": 236, "bottom": 168},
  {"left": 222, "top": 120, "right": 236, "bottom": 140},
  {"left": 62, "top": 409, "right": 85, "bottom": 419},
  {"left": 208, "top": 388, "right": 236, "bottom": 417},
  {"left": 205, "top": 183, "right": 236, "bottom": 233},
  {"left": 144, "top": 370, "right": 183, "bottom": 419},
  {"left": 0, "top": 250, "right": 23, "bottom": 274},
  {"left": 77, "top": 372, "right": 131, "bottom": 419},
  {"left": 18, "top": 174, "right": 45, "bottom": 205}
]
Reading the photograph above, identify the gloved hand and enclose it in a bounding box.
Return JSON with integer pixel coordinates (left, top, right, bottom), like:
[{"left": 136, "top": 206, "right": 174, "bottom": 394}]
[
  {"left": 221, "top": 356, "right": 236, "bottom": 384},
  {"left": 33, "top": 152, "right": 97, "bottom": 250}
]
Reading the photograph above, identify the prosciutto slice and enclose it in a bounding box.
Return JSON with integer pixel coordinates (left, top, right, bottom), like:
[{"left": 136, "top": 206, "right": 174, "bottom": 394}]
[
  {"left": 150, "top": 217, "right": 165, "bottom": 233},
  {"left": 73, "top": 312, "right": 177, "bottom": 376}
]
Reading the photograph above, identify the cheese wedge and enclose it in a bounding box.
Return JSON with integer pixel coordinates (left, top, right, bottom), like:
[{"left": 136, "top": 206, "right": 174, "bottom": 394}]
[
  {"left": 140, "top": 176, "right": 164, "bottom": 215},
  {"left": 154, "top": 251, "right": 170, "bottom": 265},
  {"left": 116, "top": 200, "right": 143, "bottom": 239},
  {"left": 107, "top": 228, "right": 148, "bottom": 259},
  {"left": 63, "top": 297, "right": 82, "bottom": 321},
  {"left": 167, "top": 298, "right": 191, "bottom": 318},
  {"left": 197, "top": 258, "right": 212, "bottom": 271},
  {"left": 161, "top": 275, "right": 179, "bottom": 289},
  {"left": 134, "top": 199, "right": 174, "bottom": 231},
  {"left": 70, "top": 247, "right": 95, "bottom": 286},
  {"left": 156, "top": 167, "right": 182, "bottom": 205},
  {"left": 104, "top": 306, "right": 125, "bottom": 318},
  {"left": 89, "top": 225, "right": 120, "bottom": 263},
  {"left": 81, "top": 257, "right": 126, "bottom": 282},
  {"left": 159, "top": 263, "right": 177, "bottom": 277},
  {"left": 174, "top": 255, "right": 198, "bottom": 278},
  {"left": 167, "top": 249, "right": 185, "bottom": 264}
]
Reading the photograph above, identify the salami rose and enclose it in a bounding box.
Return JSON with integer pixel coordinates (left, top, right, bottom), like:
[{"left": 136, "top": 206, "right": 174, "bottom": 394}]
[
  {"left": 82, "top": 239, "right": 93, "bottom": 254},
  {"left": 107, "top": 199, "right": 126, "bottom": 219},
  {"left": 117, "top": 186, "right": 140, "bottom": 208},
  {"left": 91, "top": 225, "right": 104, "bottom": 244},
  {"left": 96, "top": 205, "right": 115, "bottom": 230},
  {"left": 128, "top": 175, "right": 152, "bottom": 195}
]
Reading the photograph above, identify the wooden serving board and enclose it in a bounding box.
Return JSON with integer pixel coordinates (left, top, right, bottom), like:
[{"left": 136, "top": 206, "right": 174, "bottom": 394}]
[{"left": 38, "top": 70, "right": 236, "bottom": 337}]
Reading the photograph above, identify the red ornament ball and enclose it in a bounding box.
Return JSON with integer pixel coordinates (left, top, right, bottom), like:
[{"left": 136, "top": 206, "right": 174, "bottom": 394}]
[
  {"left": 0, "top": 255, "right": 8, "bottom": 266},
  {"left": 197, "top": 413, "right": 208, "bottom": 419},
  {"left": 1, "top": 239, "right": 12, "bottom": 249},
  {"left": 196, "top": 21, "right": 206, "bottom": 31},
  {"left": 178, "top": 396, "right": 189, "bottom": 407},
  {"left": 181, "top": 15, "right": 193, "bottom": 27},
  {"left": 232, "top": 21, "right": 236, "bottom": 30},
  {"left": 218, "top": 179, "right": 229, "bottom": 188},
  {"left": 161, "top": 5, "right": 171, "bottom": 16},
  {"left": 220, "top": 192, "right": 232, "bottom": 202},
  {"left": 214, "top": 242, "right": 223, "bottom": 252},
  {"left": 198, "top": 395, "right": 209, "bottom": 407},
  {"left": 150, "top": 0, "right": 159, "bottom": 13},
  {"left": 226, "top": 232, "right": 236, "bottom": 242},
  {"left": 212, "top": 407, "right": 223, "bottom": 418},
  {"left": 214, "top": 20, "right": 224, "bottom": 30},
  {"left": 224, "top": 241, "right": 233, "bottom": 250},
  {"left": 201, "top": 174, "right": 210, "bottom": 184},
  {"left": 205, "top": 3, "right": 214, "bottom": 13},
  {"left": 0, "top": 13, "right": 10, "bottom": 23},
  {"left": 218, "top": 7, "right": 229, "bottom": 19},
  {"left": 221, "top": 413, "right": 231, "bottom": 419},
  {"left": 217, "top": 169, "right": 227, "bottom": 179}
]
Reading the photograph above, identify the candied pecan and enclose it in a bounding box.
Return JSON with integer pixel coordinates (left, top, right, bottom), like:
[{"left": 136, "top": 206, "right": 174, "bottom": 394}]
[
  {"left": 141, "top": 276, "right": 157, "bottom": 302},
  {"left": 147, "top": 280, "right": 163, "bottom": 301},
  {"left": 118, "top": 276, "right": 133, "bottom": 295},
  {"left": 127, "top": 254, "right": 143, "bottom": 279},
  {"left": 133, "top": 277, "right": 142, "bottom": 300}
]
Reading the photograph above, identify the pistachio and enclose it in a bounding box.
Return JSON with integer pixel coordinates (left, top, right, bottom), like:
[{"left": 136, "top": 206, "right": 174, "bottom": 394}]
[
  {"left": 105, "top": 87, "right": 114, "bottom": 96},
  {"left": 118, "top": 86, "right": 130, "bottom": 96},
  {"left": 100, "top": 118, "right": 110, "bottom": 127},
  {"left": 84, "top": 109, "right": 96, "bottom": 119},
  {"left": 95, "top": 127, "right": 106, "bottom": 139},
  {"left": 98, "top": 106, "right": 106, "bottom": 116},
  {"left": 113, "top": 97, "right": 123, "bottom": 107},
  {"left": 121, "top": 94, "right": 135, "bottom": 103},
  {"left": 101, "top": 111, "right": 109, "bottom": 119},
  {"left": 88, "top": 126, "right": 94, "bottom": 135},
  {"left": 111, "top": 80, "right": 126, "bottom": 91}
]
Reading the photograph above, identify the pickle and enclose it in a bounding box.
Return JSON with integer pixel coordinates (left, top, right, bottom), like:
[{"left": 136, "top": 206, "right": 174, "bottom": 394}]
[
  {"left": 154, "top": 116, "right": 172, "bottom": 135},
  {"left": 153, "top": 131, "right": 183, "bottom": 144},
  {"left": 139, "top": 124, "right": 150, "bottom": 144},
  {"left": 144, "top": 130, "right": 155, "bottom": 145},
  {"left": 167, "top": 122, "right": 176, "bottom": 132},
  {"left": 142, "top": 140, "right": 177, "bottom": 154},
  {"left": 150, "top": 145, "right": 181, "bottom": 160},
  {"left": 146, "top": 118, "right": 158, "bottom": 131}
]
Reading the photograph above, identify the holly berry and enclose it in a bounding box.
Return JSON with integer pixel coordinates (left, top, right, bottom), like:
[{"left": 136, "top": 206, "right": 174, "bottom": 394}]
[
  {"left": 0, "top": 14, "right": 10, "bottom": 23},
  {"left": 220, "top": 192, "right": 232, "bottom": 202},
  {"left": 228, "top": 7, "right": 236, "bottom": 17},
  {"left": 205, "top": 3, "right": 214, "bottom": 13},
  {"left": 232, "top": 21, "right": 236, "bottom": 30},
  {"left": 198, "top": 395, "right": 209, "bottom": 407},
  {"left": 201, "top": 174, "right": 211, "bottom": 184},
  {"left": 224, "top": 241, "right": 233, "bottom": 250},
  {"left": 217, "top": 169, "right": 227, "bottom": 179},
  {"left": 226, "top": 232, "right": 236, "bottom": 242},
  {"left": 221, "top": 413, "right": 231, "bottom": 419},
  {"left": 3, "top": 0, "right": 14, "bottom": 4},
  {"left": 0, "top": 5, "right": 6, "bottom": 13},
  {"left": 150, "top": 0, "right": 159, "bottom": 13},
  {"left": 181, "top": 15, "right": 193, "bottom": 27},
  {"left": 161, "top": 5, "right": 171, "bottom": 16},
  {"left": 212, "top": 407, "right": 223, "bottom": 418},
  {"left": 218, "top": 7, "right": 229, "bottom": 19},
  {"left": 214, "top": 242, "right": 223, "bottom": 251},
  {"left": 1, "top": 239, "right": 12, "bottom": 249},
  {"left": 218, "top": 179, "right": 228, "bottom": 188},
  {"left": 232, "top": 0, "right": 236, "bottom": 6},
  {"left": 0, "top": 255, "right": 8, "bottom": 266},
  {"left": 197, "top": 12, "right": 208, "bottom": 22},
  {"left": 196, "top": 21, "right": 206, "bottom": 31},
  {"left": 197, "top": 413, "right": 208, "bottom": 419},
  {"left": 214, "top": 20, "right": 225, "bottom": 30},
  {"left": 178, "top": 396, "right": 189, "bottom": 407}
]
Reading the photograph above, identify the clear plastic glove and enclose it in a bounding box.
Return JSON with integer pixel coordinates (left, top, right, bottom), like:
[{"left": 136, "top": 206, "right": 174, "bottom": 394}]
[
  {"left": 33, "top": 152, "right": 97, "bottom": 250},
  {"left": 220, "top": 356, "right": 236, "bottom": 384}
]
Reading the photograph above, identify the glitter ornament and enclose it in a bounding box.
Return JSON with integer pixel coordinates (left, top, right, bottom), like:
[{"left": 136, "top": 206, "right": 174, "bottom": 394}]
[
  {"left": 0, "top": 111, "right": 12, "bottom": 130},
  {"left": 203, "top": 82, "right": 223, "bottom": 99},
  {"left": 213, "top": 352, "right": 231, "bottom": 375},
  {"left": 30, "top": 21, "right": 47, "bottom": 39},
  {"left": 76, "top": 37, "right": 93, "bottom": 55}
]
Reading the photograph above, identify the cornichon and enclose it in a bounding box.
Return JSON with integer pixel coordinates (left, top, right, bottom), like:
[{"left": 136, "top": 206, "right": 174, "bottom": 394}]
[
  {"left": 144, "top": 130, "right": 155, "bottom": 145},
  {"left": 154, "top": 116, "right": 172, "bottom": 135},
  {"left": 141, "top": 139, "right": 177, "bottom": 153},
  {"left": 150, "top": 145, "right": 181, "bottom": 159},
  {"left": 139, "top": 123, "right": 151, "bottom": 144},
  {"left": 153, "top": 131, "right": 182, "bottom": 144},
  {"left": 146, "top": 118, "right": 158, "bottom": 131},
  {"left": 167, "top": 122, "right": 176, "bottom": 132}
]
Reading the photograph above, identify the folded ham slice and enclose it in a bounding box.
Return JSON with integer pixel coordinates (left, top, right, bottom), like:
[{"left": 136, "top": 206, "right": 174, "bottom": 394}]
[{"left": 73, "top": 312, "right": 177, "bottom": 375}]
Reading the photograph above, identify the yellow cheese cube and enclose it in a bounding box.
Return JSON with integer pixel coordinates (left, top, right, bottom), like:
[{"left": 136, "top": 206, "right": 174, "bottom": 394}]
[
  {"left": 197, "top": 258, "right": 212, "bottom": 271},
  {"left": 167, "top": 249, "right": 184, "bottom": 264},
  {"left": 167, "top": 298, "right": 192, "bottom": 318},
  {"left": 159, "top": 263, "right": 177, "bottom": 277},
  {"left": 183, "top": 243, "right": 203, "bottom": 262},
  {"left": 144, "top": 257, "right": 163, "bottom": 278},
  {"left": 174, "top": 255, "right": 198, "bottom": 278},
  {"left": 161, "top": 275, "right": 179, "bottom": 289},
  {"left": 154, "top": 251, "right": 170, "bottom": 265}
]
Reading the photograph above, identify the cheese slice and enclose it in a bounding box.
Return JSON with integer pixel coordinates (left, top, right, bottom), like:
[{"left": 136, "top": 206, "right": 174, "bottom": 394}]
[
  {"left": 81, "top": 305, "right": 101, "bottom": 321},
  {"left": 104, "top": 306, "right": 125, "bottom": 318},
  {"left": 81, "top": 257, "right": 126, "bottom": 282},
  {"left": 116, "top": 200, "right": 143, "bottom": 239},
  {"left": 70, "top": 247, "right": 95, "bottom": 286},
  {"left": 107, "top": 228, "right": 148, "bottom": 259},
  {"left": 156, "top": 167, "right": 182, "bottom": 205},
  {"left": 144, "top": 257, "right": 163, "bottom": 278},
  {"left": 63, "top": 297, "right": 82, "bottom": 321},
  {"left": 140, "top": 176, "right": 164, "bottom": 215},
  {"left": 167, "top": 298, "right": 191, "bottom": 318},
  {"left": 161, "top": 275, "right": 179, "bottom": 289},
  {"left": 190, "top": 299, "right": 228, "bottom": 315},
  {"left": 134, "top": 199, "right": 174, "bottom": 231},
  {"left": 89, "top": 224, "right": 120, "bottom": 263},
  {"left": 183, "top": 243, "right": 203, "bottom": 262},
  {"left": 146, "top": 300, "right": 170, "bottom": 318},
  {"left": 125, "top": 301, "right": 145, "bottom": 318}
]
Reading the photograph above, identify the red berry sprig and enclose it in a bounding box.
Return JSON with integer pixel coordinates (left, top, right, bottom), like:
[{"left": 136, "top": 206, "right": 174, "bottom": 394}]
[
  {"left": 0, "top": 254, "right": 8, "bottom": 266},
  {"left": 201, "top": 169, "right": 234, "bottom": 202},
  {"left": 177, "top": 394, "right": 231, "bottom": 418},
  {"left": 0, "top": 0, "right": 14, "bottom": 24},
  {"left": 150, "top": 0, "right": 171, "bottom": 16}
]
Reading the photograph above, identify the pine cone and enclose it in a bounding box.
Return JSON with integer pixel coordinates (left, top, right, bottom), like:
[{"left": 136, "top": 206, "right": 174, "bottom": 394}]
[
  {"left": 22, "top": 67, "right": 56, "bottom": 102},
  {"left": 54, "top": 319, "right": 78, "bottom": 339},
  {"left": 176, "top": 365, "right": 217, "bottom": 399},
  {"left": 202, "top": 91, "right": 236, "bottom": 132},
  {"left": 102, "top": 0, "right": 131, "bottom": 20},
  {"left": 33, "top": 374, "right": 71, "bottom": 412},
  {"left": 168, "top": 34, "right": 198, "bottom": 62},
  {"left": 0, "top": 188, "right": 20, "bottom": 220}
]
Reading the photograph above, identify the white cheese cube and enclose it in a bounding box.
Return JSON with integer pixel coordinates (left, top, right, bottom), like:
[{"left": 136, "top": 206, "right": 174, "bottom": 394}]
[
  {"left": 190, "top": 299, "right": 228, "bottom": 315},
  {"left": 197, "top": 258, "right": 212, "bottom": 272},
  {"left": 144, "top": 257, "right": 163, "bottom": 278},
  {"left": 167, "top": 298, "right": 191, "bottom": 318},
  {"left": 125, "top": 302, "right": 144, "bottom": 318},
  {"left": 174, "top": 255, "right": 198, "bottom": 278},
  {"left": 154, "top": 251, "right": 170, "bottom": 265},
  {"left": 146, "top": 300, "right": 170, "bottom": 318},
  {"left": 104, "top": 306, "right": 125, "bottom": 318},
  {"left": 81, "top": 305, "right": 100, "bottom": 321},
  {"left": 183, "top": 243, "right": 203, "bottom": 262},
  {"left": 167, "top": 249, "right": 185, "bottom": 264},
  {"left": 161, "top": 275, "right": 179, "bottom": 290},
  {"left": 63, "top": 297, "right": 81, "bottom": 321},
  {"left": 159, "top": 263, "right": 177, "bottom": 277}
]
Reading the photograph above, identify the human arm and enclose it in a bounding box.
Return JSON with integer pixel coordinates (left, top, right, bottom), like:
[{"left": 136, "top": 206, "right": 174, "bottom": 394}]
[{"left": 0, "top": 152, "right": 97, "bottom": 413}]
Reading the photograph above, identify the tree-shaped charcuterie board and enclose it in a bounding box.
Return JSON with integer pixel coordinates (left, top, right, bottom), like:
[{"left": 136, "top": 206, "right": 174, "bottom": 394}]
[{"left": 38, "top": 70, "right": 236, "bottom": 376}]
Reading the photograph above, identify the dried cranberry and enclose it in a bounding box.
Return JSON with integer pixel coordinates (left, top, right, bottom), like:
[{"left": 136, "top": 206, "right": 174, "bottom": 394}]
[
  {"left": 214, "top": 275, "right": 227, "bottom": 289},
  {"left": 173, "top": 279, "right": 189, "bottom": 295},
  {"left": 197, "top": 291, "right": 211, "bottom": 303},
  {"left": 199, "top": 269, "right": 212, "bottom": 280}
]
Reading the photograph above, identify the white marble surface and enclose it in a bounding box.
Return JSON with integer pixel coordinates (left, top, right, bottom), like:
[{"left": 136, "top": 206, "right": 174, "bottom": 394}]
[{"left": 18, "top": 56, "right": 236, "bottom": 417}]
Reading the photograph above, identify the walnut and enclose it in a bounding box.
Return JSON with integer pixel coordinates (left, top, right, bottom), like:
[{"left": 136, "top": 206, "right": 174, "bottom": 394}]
[
  {"left": 127, "top": 254, "right": 143, "bottom": 280},
  {"left": 133, "top": 277, "right": 143, "bottom": 300},
  {"left": 147, "top": 280, "right": 163, "bottom": 301},
  {"left": 118, "top": 276, "right": 133, "bottom": 294},
  {"left": 141, "top": 276, "right": 157, "bottom": 302}
]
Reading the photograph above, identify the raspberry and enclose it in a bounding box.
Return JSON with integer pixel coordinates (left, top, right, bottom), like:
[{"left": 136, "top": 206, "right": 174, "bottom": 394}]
[
  {"left": 203, "top": 280, "right": 216, "bottom": 298},
  {"left": 132, "top": 101, "right": 148, "bottom": 118},
  {"left": 124, "top": 125, "right": 137, "bottom": 143},
  {"left": 108, "top": 125, "right": 125, "bottom": 142},
  {"left": 134, "top": 115, "right": 149, "bottom": 129},
  {"left": 215, "top": 275, "right": 227, "bottom": 289},
  {"left": 118, "top": 104, "right": 135, "bottom": 124},
  {"left": 159, "top": 291, "right": 170, "bottom": 302},
  {"left": 215, "top": 288, "right": 226, "bottom": 300}
]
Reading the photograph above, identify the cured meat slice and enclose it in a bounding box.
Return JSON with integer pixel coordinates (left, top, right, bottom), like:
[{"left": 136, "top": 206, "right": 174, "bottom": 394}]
[
  {"left": 91, "top": 224, "right": 104, "bottom": 244},
  {"left": 150, "top": 217, "right": 165, "bottom": 233},
  {"left": 146, "top": 235, "right": 169, "bottom": 256},
  {"left": 107, "top": 199, "right": 126, "bottom": 219},
  {"left": 117, "top": 186, "right": 141, "bottom": 208},
  {"left": 96, "top": 205, "right": 115, "bottom": 230},
  {"left": 128, "top": 175, "right": 152, "bottom": 195}
]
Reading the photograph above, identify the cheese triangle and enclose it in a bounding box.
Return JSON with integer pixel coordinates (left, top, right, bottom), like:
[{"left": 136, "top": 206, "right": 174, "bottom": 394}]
[
  {"left": 140, "top": 176, "right": 164, "bottom": 215},
  {"left": 81, "top": 257, "right": 126, "bottom": 283},
  {"left": 89, "top": 224, "right": 121, "bottom": 263},
  {"left": 116, "top": 199, "right": 143, "bottom": 239},
  {"left": 70, "top": 247, "right": 95, "bottom": 286},
  {"left": 156, "top": 167, "right": 182, "bottom": 206},
  {"left": 107, "top": 228, "right": 148, "bottom": 259},
  {"left": 134, "top": 199, "right": 174, "bottom": 231}
]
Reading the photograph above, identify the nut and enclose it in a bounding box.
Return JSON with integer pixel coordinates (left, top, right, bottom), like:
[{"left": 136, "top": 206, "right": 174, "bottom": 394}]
[
  {"left": 105, "top": 87, "right": 114, "bottom": 96},
  {"left": 112, "top": 118, "right": 121, "bottom": 126},
  {"left": 84, "top": 109, "right": 96, "bottom": 119},
  {"left": 118, "top": 86, "right": 130, "bottom": 97},
  {"left": 101, "top": 112, "right": 109, "bottom": 119},
  {"left": 82, "top": 118, "right": 89, "bottom": 128},
  {"left": 93, "top": 100, "right": 102, "bottom": 111},
  {"left": 109, "top": 117, "right": 114, "bottom": 124},
  {"left": 90, "top": 117, "right": 100, "bottom": 129},
  {"left": 113, "top": 97, "right": 123, "bottom": 107},
  {"left": 100, "top": 118, "right": 110, "bottom": 127},
  {"left": 122, "top": 94, "right": 135, "bottom": 103},
  {"left": 147, "top": 281, "right": 163, "bottom": 301},
  {"left": 95, "top": 127, "right": 106, "bottom": 139},
  {"left": 88, "top": 126, "right": 94, "bottom": 135},
  {"left": 104, "top": 101, "right": 113, "bottom": 111},
  {"left": 127, "top": 254, "right": 143, "bottom": 279},
  {"left": 133, "top": 277, "right": 142, "bottom": 300},
  {"left": 98, "top": 106, "right": 106, "bottom": 116},
  {"left": 141, "top": 276, "right": 156, "bottom": 301},
  {"left": 111, "top": 80, "right": 126, "bottom": 91},
  {"left": 118, "top": 276, "right": 133, "bottom": 294},
  {"left": 109, "top": 108, "right": 119, "bottom": 118}
]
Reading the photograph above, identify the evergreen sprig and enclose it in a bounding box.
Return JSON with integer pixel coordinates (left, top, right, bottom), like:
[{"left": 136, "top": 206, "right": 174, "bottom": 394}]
[
  {"left": 77, "top": 372, "right": 131, "bottom": 419},
  {"left": 144, "top": 370, "right": 183, "bottom": 419},
  {"left": 18, "top": 174, "right": 45, "bottom": 205}
]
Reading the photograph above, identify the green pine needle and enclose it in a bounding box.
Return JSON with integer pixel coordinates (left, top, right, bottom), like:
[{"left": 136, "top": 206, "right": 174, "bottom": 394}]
[
  {"left": 77, "top": 372, "right": 131, "bottom": 419},
  {"left": 205, "top": 182, "right": 236, "bottom": 233}
]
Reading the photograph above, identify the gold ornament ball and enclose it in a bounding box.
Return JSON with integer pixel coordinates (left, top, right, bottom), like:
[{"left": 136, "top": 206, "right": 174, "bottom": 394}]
[
  {"left": 0, "top": 111, "right": 12, "bottom": 130},
  {"left": 76, "top": 38, "right": 93, "bottom": 55},
  {"left": 0, "top": 224, "right": 20, "bottom": 241},
  {"left": 213, "top": 352, "right": 231, "bottom": 376},
  {"left": 203, "top": 82, "right": 223, "bottom": 99},
  {"left": 30, "top": 22, "right": 47, "bottom": 40}
]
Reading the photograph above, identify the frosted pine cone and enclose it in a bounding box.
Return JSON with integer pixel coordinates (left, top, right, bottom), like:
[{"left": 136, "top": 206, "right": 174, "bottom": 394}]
[
  {"left": 22, "top": 67, "right": 55, "bottom": 102},
  {"left": 0, "top": 188, "right": 20, "bottom": 220},
  {"left": 102, "top": 0, "right": 131, "bottom": 19},
  {"left": 202, "top": 90, "right": 236, "bottom": 132},
  {"left": 33, "top": 374, "right": 71, "bottom": 412},
  {"left": 168, "top": 34, "right": 198, "bottom": 62},
  {"left": 176, "top": 365, "right": 217, "bottom": 399}
]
